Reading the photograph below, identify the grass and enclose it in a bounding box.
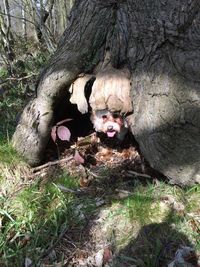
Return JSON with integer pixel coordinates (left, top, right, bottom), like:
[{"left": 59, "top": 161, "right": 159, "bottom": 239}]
[
  {"left": 0, "top": 167, "right": 199, "bottom": 266},
  {"left": 0, "top": 130, "right": 24, "bottom": 166},
  {"left": 0, "top": 173, "right": 79, "bottom": 266},
  {"left": 124, "top": 184, "right": 157, "bottom": 225},
  {"left": 96, "top": 181, "right": 200, "bottom": 267}
]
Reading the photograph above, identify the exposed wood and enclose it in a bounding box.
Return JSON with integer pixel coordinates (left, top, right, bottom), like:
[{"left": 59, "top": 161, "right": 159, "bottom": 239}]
[
  {"left": 69, "top": 74, "right": 94, "bottom": 114},
  {"left": 89, "top": 66, "right": 132, "bottom": 113}
]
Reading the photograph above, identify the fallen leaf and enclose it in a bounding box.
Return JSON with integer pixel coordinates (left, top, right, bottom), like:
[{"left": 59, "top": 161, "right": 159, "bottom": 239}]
[
  {"left": 79, "top": 177, "right": 90, "bottom": 187},
  {"left": 57, "top": 126, "right": 71, "bottom": 141},
  {"left": 51, "top": 126, "right": 57, "bottom": 143},
  {"left": 20, "top": 234, "right": 31, "bottom": 247},
  {"left": 103, "top": 247, "right": 113, "bottom": 264},
  {"left": 74, "top": 150, "right": 85, "bottom": 164},
  {"left": 189, "top": 219, "right": 200, "bottom": 235}
]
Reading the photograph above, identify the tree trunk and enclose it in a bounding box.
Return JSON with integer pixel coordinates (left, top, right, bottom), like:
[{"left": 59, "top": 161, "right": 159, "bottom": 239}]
[
  {"left": 1, "top": 0, "right": 15, "bottom": 62},
  {"left": 30, "top": 0, "right": 56, "bottom": 53},
  {"left": 21, "top": 1, "right": 27, "bottom": 39},
  {"left": 12, "top": 0, "right": 200, "bottom": 185}
]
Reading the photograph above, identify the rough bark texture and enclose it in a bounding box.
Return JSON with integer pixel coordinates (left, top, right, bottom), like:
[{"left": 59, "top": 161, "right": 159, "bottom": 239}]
[{"left": 12, "top": 0, "right": 200, "bottom": 185}]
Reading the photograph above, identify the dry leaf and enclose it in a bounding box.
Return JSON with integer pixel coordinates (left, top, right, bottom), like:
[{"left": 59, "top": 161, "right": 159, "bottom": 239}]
[
  {"left": 51, "top": 126, "right": 57, "bottom": 143},
  {"left": 57, "top": 126, "right": 71, "bottom": 141},
  {"left": 20, "top": 234, "right": 31, "bottom": 247},
  {"left": 74, "top": 150, "right": 85, "bottom": 164},
  {"left": 79, "top": 177, "right": 90, "bottom": 187},
  {"left": 103, "top": 247, "right": 113, "bottom": 264}
]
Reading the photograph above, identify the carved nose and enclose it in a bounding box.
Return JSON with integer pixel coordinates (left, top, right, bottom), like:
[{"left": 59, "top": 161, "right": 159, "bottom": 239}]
[
  {"left": 107, "top": 125, "right": 113, "bottom": 131},
  {"left": 108, "top": 115, "right": 114, "bottom": 122}
]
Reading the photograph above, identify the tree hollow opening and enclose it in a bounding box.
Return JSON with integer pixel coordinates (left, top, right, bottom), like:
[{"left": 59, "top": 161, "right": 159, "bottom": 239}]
[{"left": 44, "top": 73, "right": 137, "bottom": 163}]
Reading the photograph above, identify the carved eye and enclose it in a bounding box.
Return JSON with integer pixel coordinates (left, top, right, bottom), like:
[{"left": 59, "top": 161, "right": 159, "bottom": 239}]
[
  {"left": 112, "top": 113, "right": 119, "bottom": 119},
  {"left": 102, "top": 115, "right": 107, "bottom": 119}
]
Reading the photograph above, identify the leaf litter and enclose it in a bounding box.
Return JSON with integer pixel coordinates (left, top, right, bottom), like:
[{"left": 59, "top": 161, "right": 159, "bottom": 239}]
[{"left": 33, "top": 131, "right": 200, "bottom": 267}]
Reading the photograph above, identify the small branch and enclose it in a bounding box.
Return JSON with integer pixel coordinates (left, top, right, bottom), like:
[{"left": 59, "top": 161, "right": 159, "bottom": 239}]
[
  {"left": 57, "top": 184, "right": 87, "bottom": 195},
  {"left": 0, "top": 10, "right": 36, "bottom": 26},
  {"left": 32, "top": 156, "right": 74, "bottom": 173},
  {"left": 23, "top": 169, "right": 48, "bottom": 179},
  {"left": 126, "top": 170, "right": 152, "bottom": 179},
  {"left": 85, "top": 167, "right": 106, "bottom": 178},
  {"left": 0, "top": 74, "right": 36, "bottom": 85}
]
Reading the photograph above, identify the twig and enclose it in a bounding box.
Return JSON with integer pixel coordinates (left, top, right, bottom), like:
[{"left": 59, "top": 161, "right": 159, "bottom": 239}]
[
  {"left": 0, "top": 74, "right": 36, "bottom": 85},
  {"left": 85, "top": 167, "right": 105, "bottom": 178},
  {"left": 126, "top": 170, "right": 152, "bottom": 179},
  {"left": 0, "top": 10, "right": 36, "bottom": 26},
  {"left": 57, "top": 184, "right": 87, "bottom": 195},
  {"left": 32, "top": 156, "right": 74, "bottom": 173},
  {"left": 25, "top": 169, "right": 48, "bottom": 179}
]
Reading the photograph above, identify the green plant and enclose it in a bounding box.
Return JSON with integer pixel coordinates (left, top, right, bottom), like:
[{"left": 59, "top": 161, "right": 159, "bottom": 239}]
[{"left": 0, "top": 67, "right": 9, "bottom": 79}]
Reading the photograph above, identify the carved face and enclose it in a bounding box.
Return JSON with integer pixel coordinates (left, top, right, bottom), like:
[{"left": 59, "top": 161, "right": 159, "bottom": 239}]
[{"left": 91, "top": 110, "right": 128, "bottom": 140}]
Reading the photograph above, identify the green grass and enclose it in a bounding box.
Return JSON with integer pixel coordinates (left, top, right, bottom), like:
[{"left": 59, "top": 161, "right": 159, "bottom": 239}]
[
  {"left": 0, "top": 173, "right": 79, "bottom": 266},
  {"left": 0, "top": 170, "right": 199, "bottom": 266},
  {"left": 100, "top": 181, "right": 200, "bottom": 267},
  {"left": 0, "top": 67, "right": 9, "bottom": 79},
  {"left": 0, "top": 170, "right": 102, "bottom": 266},
  {"left": 0, "top": 139, "right": 21, "bottom": 165},
  {"left": 124, "top": 184, "right": 157, "bottom": 225}
]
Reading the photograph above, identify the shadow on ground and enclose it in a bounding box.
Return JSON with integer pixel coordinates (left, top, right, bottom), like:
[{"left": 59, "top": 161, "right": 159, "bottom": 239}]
[{"left": 113, "top": 212, "right": 196, "bottom": 267}]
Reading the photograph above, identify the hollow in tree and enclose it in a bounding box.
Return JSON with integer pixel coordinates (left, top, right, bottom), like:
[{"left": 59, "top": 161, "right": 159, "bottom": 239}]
[{"left": 12, "top": 0, "right": 200, "bottom": 186}]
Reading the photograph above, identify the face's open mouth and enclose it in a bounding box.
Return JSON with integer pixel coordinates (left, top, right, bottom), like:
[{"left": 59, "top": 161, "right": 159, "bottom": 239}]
[{"left": 106, "top": 130, "right": 117, "bottom": 138}]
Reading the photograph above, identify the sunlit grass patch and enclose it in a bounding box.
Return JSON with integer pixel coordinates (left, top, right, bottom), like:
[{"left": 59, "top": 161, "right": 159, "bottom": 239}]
[
  {"left": 0, "top": 172, "right": 82, "bottom": 265},
  {"left": 184, "top": 185, "right": 200, "bottom": 212},
  {"left": 106, "top": 182, "right": 179, "bottom": 226},
  {"left": 182, "top": 185, "right": 200, "bottom": 250},
  {"left": 0, "top": 170, "right": 102, "bottom": 266},
  {"left": 0, "top": 139, "right": 22, "bottom": 165},
  {"left": 97, "top": 182, "right": 199, "bottom": 267},
  {"left": 124, "top": 184, "right": 157, "bottom": 225}
]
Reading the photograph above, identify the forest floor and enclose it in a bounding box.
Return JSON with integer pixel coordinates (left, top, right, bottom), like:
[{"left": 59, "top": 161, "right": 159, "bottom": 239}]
[{"left": 0, "top": 48, "right": 200, "bottom": 267}]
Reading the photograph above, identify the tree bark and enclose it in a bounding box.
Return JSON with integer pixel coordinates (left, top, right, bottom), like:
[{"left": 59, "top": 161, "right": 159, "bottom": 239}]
[
  {"left": 12, "top": 0, "right": 200, "bottom": 185},
  {"left": 21, "top": 1, "right": 27, "bottom": 39},
  {"left": 30, "top": 0, "right": 57, "bottom": 52},
  {"left": 0, "top": 1, "right": 15, "bottom": 71}
]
